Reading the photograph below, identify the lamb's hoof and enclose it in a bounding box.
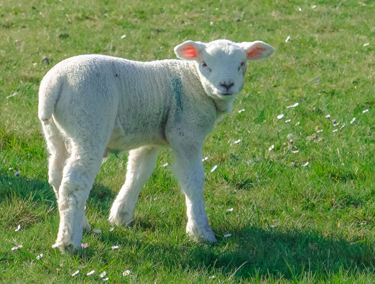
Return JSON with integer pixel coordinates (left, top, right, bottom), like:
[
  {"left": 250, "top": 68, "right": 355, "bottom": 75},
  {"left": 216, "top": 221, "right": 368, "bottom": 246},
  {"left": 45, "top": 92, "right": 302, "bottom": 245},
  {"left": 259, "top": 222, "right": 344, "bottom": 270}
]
[
  {"left": 63, "top": 244, "right": 82, "bottom": 255},
  {"left": 108, "top": 210, "right": 134, "bottom": 227},
  {"left": 190, "top": 233, "right": 218, "bottom": 243},
  {"left": 53, "top": 243, "right": 81, "bottom": 255},
  {"left": 82, "top": 218, "right": 91, "bottom": 232},
  {"left": 186, "top": 223, "right": 217, "bottom": 243}
]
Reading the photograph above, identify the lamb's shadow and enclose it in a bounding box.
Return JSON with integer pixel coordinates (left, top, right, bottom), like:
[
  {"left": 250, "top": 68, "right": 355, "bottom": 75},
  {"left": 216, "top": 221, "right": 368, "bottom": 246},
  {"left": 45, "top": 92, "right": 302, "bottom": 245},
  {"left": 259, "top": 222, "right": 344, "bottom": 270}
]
[
  {"left": 0, "top": 170, "right": 116, "bottom": 211},
  {"left": 0, "top": 170, "right": 53, "bottom": 202},
  {"left": 102, "top": 223, "right": 375, "bottom": 280},
  {"left": 2, "top": 171, "right": 375, "bottom": 280},
  {"left": 87, "top": 183, "right": 117, "bottom": 212}
]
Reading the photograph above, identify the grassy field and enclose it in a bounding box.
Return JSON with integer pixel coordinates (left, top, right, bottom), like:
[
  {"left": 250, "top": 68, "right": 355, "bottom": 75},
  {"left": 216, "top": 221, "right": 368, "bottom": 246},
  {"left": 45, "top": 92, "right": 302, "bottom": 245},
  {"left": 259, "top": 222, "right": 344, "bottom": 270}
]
[{"left": 1, "top": 0, "right": 375, "bottom": 282}]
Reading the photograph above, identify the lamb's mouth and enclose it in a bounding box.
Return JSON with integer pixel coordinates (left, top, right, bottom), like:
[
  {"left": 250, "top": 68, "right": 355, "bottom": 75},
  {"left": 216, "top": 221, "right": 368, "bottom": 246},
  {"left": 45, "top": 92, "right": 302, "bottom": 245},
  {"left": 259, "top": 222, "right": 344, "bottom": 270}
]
[
  {"left": 213, "top": 90, "right": 236, "bottom": 98},
  {"left": 218, "top": 92, "right": 235, "bottom": 97}
]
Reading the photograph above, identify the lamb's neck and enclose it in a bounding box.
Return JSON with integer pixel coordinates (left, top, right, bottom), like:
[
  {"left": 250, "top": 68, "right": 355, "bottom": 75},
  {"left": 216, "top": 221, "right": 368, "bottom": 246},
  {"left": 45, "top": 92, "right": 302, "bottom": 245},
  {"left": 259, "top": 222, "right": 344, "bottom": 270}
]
[{"left": 212, "top": 97, "right": 234, "bottom": 113}]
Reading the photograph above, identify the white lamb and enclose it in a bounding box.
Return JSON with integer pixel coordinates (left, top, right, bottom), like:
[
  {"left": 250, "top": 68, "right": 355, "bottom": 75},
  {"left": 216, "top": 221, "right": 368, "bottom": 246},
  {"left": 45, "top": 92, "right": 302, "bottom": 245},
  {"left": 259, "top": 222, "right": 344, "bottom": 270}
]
[{"left": 38, "top": 39, "right": 274, "bottom": 252}]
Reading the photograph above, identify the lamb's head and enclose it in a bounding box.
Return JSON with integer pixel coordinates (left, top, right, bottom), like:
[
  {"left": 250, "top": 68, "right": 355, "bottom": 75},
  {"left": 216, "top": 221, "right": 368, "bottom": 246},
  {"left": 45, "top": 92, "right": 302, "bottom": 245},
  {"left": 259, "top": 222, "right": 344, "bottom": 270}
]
[{"left": 175, "top": 39, "right": 274, "bottom": 100}]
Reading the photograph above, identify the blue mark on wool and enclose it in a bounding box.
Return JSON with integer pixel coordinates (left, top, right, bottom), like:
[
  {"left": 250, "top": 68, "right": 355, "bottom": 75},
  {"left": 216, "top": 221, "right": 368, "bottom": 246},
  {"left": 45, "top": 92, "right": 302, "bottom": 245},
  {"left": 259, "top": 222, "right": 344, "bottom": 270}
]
[
  {"left": 171, "top": 78, "right": 184, "bottom": 123},
  {"left": 171, "top": 78, "right": 183, "bottom": 111}
]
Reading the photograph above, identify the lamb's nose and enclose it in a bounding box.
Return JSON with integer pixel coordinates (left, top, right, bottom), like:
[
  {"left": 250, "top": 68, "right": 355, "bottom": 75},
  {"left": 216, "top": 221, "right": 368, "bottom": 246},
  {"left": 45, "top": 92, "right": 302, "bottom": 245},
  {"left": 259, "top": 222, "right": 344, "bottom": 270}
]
[{"left": 220, "top": 82, "right": 234, "bottom": 92}]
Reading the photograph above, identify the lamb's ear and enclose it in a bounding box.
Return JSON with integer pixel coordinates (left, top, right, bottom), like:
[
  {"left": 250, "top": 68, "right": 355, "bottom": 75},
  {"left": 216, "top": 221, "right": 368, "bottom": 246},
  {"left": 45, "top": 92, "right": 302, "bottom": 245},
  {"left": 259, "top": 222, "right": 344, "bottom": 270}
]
[
  {"left": 174, "top": 40, "right": 206, "bottom": 60},
  {"left": 238, "top": 41, "right": 275, "bottom": 61}
]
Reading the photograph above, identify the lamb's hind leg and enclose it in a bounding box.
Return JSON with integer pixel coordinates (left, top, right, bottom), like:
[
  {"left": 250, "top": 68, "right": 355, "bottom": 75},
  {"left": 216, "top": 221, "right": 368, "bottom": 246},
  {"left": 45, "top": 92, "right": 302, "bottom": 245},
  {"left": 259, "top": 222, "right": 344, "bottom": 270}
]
[
  {"left": 42, "top": 121, "right": 90, "bottom": 232},
  {"left": 109, "top": 146, "right": 159, "bottom": 226},
  {"left": 42, "top": 120, "right": 67, "bottom": 201},
  {"left": 56, "top": 142, "right": 104, "bottom": 252}
]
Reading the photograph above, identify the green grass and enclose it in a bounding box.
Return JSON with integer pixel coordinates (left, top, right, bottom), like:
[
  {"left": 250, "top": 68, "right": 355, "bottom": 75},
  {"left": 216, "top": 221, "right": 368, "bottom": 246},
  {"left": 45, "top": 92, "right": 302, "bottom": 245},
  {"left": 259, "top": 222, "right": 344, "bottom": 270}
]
[{"left": 1, "top": 0, "right": 375, "bottom": 282}]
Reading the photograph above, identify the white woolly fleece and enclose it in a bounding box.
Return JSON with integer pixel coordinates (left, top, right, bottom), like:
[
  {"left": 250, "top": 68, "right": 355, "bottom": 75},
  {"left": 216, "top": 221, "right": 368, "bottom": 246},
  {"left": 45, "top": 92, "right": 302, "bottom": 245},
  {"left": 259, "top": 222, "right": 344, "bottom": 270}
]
[{"left": 39, "top": 39, "right": 274, "bottom": 251}]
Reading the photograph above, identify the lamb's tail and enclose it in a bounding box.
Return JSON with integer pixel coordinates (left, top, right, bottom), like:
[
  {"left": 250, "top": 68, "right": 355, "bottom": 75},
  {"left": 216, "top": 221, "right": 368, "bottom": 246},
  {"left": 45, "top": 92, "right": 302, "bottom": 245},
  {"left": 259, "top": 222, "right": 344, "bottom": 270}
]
[{"left": 38, "top": 71, "right": 63, "bottom": 123}]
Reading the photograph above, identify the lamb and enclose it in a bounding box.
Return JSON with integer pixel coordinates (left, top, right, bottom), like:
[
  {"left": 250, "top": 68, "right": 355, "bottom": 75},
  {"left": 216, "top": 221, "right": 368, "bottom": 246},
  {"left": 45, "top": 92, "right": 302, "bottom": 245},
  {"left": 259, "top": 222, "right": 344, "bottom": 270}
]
[{"left": 38, "top": 39, "right": 274, "bottom": 253}]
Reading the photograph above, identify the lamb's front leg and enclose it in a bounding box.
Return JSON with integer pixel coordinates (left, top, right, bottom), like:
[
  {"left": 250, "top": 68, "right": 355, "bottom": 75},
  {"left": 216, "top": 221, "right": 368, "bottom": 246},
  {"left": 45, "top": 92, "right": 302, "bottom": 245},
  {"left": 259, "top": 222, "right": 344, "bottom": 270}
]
[
  {"left": 109, "top": 146, "right": 159, "bottom": 226},
  {"left": 173, "top": 147, "right": 217, "bottom": 243}
]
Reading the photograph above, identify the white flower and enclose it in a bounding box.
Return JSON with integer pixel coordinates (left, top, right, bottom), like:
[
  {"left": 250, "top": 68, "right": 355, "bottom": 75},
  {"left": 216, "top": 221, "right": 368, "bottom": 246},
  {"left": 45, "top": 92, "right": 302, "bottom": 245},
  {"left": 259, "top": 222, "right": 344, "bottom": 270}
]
[
  {"left": 269, "top": 145, "right": 274, "bottom": 152},
  {"left": 285, "top": 119, "right": 291, "bottom": 123},
  {"left": 238, "top": 109, "right": 245, "bottom": 113},
  {"left": 291, "top": 150, "right": 299, "bottom": 153},
  {"left": 326, "top": 114, "right": 330, "bottom": 118},
  {"left": 103, "top": 278, "right": 109, "bottom": 281},
  {"left": 226, "top": 208, "right": 234, "bottom": 212},
  {"left": 202, "top": 157, "right": 208, "bottom": 162},
  {"left": 72, "top": 270, "right": 79, "bottom": 277},
  {"left": 161, "top": 163, "right": 168, "bottom": 167},
  {"left": 52, "top": 243, "right": 58, "bottom": 249},
  {"left": 121, "top": 35, "right": 126, "bottom": 39},
  {"left": 100, "top": 271, "right": 107, "bottom": 278},
  {"left": 364, "top": 43, "right": 370, "bottom": 46},
  {"left": 224, "top": 234, "right": 232, "bottom": 238},
  {"left": 112, "top": 245, "right": 119, "bottom": 250},
  {"left": 15, "top": 224, "right": 21, "bottom": 232},
  {"left": 363, "top": 109, "right": 369, "bottom": 113},
  {"left": 209, "top": 275, "right": 216, "bottom": 279},
  {"left": 333, "top": 129, "right": 338, "bottom": 132},
  {"left": 286, "top": 103, "right": 299, "bottom": 108},
  {"left": 87, "top": 270, "right": 95, "bottom": 276},
  {"left": 285, "top": 36, "right": 290, "bottom": 43},
  {"left": 317, "top": 129, "right": 323, "bottom": 133},
  {"left": 36, "top": 254, "right": 43, "bottom": 260},
  {"left": 210, "top": 165, "right": 218, "bottom": 173},
  {"left": 230, "top": 139, "right": 241, "bottom": 146},
  {"left": 11, "top": 246, "right": 21, "bottom": 251},
  {"left": 302, "top": 162, "right": 309, "bottom": 167},
  {"left": 123, "top": 270, "right": 131, "bottom": 276},
  {"left": 277, "top": 114, "right": 284, "bottom": 119},
  {"left": 6, "top": 92, "right": 18, "bottom": 99},
  {"left": 350, "top": 117, "right": 356, "bottom": 124},
  {"left": 109, "top": 227, "right": 114, "bottom": 232},
  {"left": 93, "top": 229, "right": 102, "bottom": 234}
]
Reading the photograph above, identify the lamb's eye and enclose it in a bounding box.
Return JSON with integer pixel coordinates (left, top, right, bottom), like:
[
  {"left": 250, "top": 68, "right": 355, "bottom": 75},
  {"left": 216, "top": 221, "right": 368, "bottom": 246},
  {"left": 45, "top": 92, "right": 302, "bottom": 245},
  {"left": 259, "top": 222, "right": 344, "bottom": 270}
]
[
  {"left": 202, "top": 61, "right": 212, "bottom": 72},
  {"left": 238, "top": 61, "right": 246, "bottom": 71}
]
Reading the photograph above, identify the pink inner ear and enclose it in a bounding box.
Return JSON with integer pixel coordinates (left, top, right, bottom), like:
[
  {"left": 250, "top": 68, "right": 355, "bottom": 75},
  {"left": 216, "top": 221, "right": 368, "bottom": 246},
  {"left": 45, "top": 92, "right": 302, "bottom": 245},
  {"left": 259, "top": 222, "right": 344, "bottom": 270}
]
[
  {"left": 181, "top": 44, "right": 198, "bottom": 58},
  {"left": 247, "top": 45, "right": 267, "bottom": 60}
]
